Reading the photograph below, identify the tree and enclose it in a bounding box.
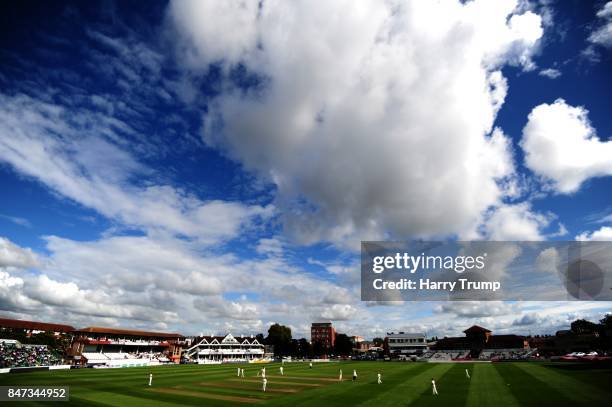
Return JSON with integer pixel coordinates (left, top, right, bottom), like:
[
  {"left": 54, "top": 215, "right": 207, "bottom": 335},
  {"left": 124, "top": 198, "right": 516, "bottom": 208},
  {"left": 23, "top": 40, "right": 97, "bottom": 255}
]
[
  {"left": 571, "top": 319, "right": 598, "bottom": 334},
  {"left": 255, "top": 333, "right": 266, "bottom": 344},
  {"left": 599, "top": 314, "right": 612, "bottom": 351},
  {"left": 334, "top": 333, "right": 353, "bottom": 356},
  {"left": 312, "top": 340, "right": 325, "bottom": 357},
  {"left": 266, "top": 324, "right": 292, "bottom": 356},
  {"left": 298, "top": 338, "right": 311, "bottom": 357}
]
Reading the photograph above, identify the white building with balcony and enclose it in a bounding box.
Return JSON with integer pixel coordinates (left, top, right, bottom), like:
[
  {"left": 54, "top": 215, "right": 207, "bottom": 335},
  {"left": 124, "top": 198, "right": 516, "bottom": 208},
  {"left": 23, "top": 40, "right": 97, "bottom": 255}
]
[
  {"left": 385, "top": 332, "right": 428, "bottom": 357},
  {"left": 183, "top": 334, "right": 265, "bottom": 364}
]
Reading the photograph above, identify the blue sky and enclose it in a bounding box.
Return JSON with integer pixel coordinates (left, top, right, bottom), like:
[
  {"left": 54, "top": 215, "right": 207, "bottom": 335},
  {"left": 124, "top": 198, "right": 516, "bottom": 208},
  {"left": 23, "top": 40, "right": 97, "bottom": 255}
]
[{"left": 0, "top": 0, "right": 611, "bottom": 338}]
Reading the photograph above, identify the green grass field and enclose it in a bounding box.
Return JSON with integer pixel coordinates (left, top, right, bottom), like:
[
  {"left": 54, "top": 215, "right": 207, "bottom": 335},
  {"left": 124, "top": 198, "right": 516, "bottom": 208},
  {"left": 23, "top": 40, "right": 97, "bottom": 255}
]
[{"left": 1, "top": 361, "right": 610, "bottom": 406}]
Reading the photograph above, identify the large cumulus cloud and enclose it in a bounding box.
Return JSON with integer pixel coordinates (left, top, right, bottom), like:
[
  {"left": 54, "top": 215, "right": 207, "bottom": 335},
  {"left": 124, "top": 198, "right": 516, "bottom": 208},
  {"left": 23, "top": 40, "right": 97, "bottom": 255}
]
[
  {"left": 170, "top": 0, "right": 544, "bottom": 246},
  {"left": 521, "top": 99, "right": 612, "bottom": 194}
]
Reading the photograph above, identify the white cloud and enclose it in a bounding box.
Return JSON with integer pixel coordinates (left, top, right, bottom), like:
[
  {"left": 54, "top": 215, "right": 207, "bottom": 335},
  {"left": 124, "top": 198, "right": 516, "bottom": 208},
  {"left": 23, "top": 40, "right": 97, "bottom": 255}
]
[
  {"left": 0, "top": 94, "right": 273, "bottom": 244},
  {"left": 320, "top": 304, "right": 357, "bottom": 321},
  {"left": 0, "top": 237, "right": 39, "bottom": 269},
  {"left": 589, "top": 1, "right": 612, "bottom": 49},
  {"left": 576, "top": 226, "right": 612, "bottom": 241},
  {"left": 167, "top": 0, "right": 260, "bottom": 68},
  {"left": 194, "top": 297, "right": 261, "bottom": 322},
  {"left": 435, "top": 301, "right": 516, "bottom": 318},
  {"left": 0, "top": 271, "right": 36, "bottom": 312},
  {"left": 521, "top": 99, "right": 612, "bottom": 194},
  {"left": 512, "top": 313, "right": 540, "bottom": 326},
  {"left": 255, "top": 238, "right": 284, "bottom": 256},
  {"left": 596, "top": 214, "right": 612, "bottom": 223},
  {"left": 0, "top": 233, "right": 363, "bottom": 335},
  {"left": 0, "top": 214, "right": 31, "bottom": 228},
  {"left": 169, "top": 0, "right": 543, "bottom": 246},
  {"left": 480, "top": 203, "right": 550, "bottom": 240},
  {"left": 538, "top": 68, "right": 561, "bottom": 79},
  {"left": 1, "top": 234, "right": 608, "bottom": 337},
  {"left": 547, "top": 222, "right": 568, "bottom": 238},
  {"left": 42, "top": 235, "right": 225, "bottom": 296},
  {"left": 0, "top": 266, "right": 180, "bottom": 324},
  {"left": 535, "top": 247, "right": 559, "bottom": 273}
]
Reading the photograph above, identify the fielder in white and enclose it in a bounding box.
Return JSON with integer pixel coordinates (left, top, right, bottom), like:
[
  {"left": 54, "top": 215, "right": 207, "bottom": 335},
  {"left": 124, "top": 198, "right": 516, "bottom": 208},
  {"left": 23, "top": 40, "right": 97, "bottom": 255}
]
[
  {"left": 352, "top": 369, "right": 357, "bottom": 382},
  {"left": 280, "top": 366, "right": 284, "bottom": 375},
  {"left": 309, "top": 362, "right": 313, "bottom": 369},
  {"left": 262, "top": 377, "right": 267, "bottom": 392},
  {"left": 377, "top": 372, "right": 382, "bottom": 384},
  {"left": 237, "top": 367, "right": 241, "bottom": 377},
  {"left": 148, "top": 373, "right": 153, "bottom": 386},
  {"left": 262, "top": 367, "right": 266, "bottom": 378},
  {"left": 241, "top": 368, "right": 245, "bottom": 378},
  {"left": 432, "top": 378, "right": 438, "bottom": 396},
  {"left": 339, "top": 369, "right": 343, "bottom": 381},
  {"left": 465, "top": 369, "right": 470, "bottom": 379}
]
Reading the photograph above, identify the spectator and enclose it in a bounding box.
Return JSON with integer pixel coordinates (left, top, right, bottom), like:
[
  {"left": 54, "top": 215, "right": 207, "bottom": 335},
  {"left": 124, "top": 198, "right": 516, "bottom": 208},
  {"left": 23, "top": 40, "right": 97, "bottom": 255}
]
[{"left": 0, "top": 342, "right": 62, "bottom": 368}]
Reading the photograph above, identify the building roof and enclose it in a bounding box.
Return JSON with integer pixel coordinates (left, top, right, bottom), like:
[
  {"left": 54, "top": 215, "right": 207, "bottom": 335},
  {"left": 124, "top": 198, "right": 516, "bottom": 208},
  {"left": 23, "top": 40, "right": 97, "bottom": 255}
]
[
  {"left": 191, "top": 334, "right": 263, "bottom": 346},
  {"left": 311, "top": 322, "right": 333, "bottom": 327},
  {"left": 490, "top": 334, "right": 524, "bottom": 339},
  {"left": 487, "top": 335, "right": 525, "bottom": 344},
  {"left": 73, "top": 327, "right": 182, "bottom": 338},
  {"left": 386, "top": 332, "right": 425, "bottom": 338},
  {"left": 0, "top": 317, "right": 74, "bottom": 333},
  {"left": 433, "top": 337, "right": 472, "bottom": 350},
  {"left": 463, "top": 325, "right": 491, "bottom": 334}
]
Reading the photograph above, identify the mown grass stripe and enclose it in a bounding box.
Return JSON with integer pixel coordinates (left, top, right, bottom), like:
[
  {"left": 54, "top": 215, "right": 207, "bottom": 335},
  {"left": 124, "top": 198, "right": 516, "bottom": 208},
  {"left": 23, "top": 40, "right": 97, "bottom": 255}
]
[
  {"left": 493, "top": 363, "right": 576, "bottom": 407},
  {"left": 466, "top": 362, "right": 519, "bottom": 407},
  {"left": 355, "top": 363, "right": 447, "bottom": 407},
  {"left": 513, "top": 362, "right": 610, "bottom": 405}
]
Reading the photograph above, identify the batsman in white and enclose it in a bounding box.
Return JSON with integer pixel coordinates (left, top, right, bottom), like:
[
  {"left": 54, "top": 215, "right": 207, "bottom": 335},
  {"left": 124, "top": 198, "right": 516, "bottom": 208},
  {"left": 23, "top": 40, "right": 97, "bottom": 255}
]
[
  {"left": 280, "top": 366, "right": 284, "bottom": 375},
  {"left": 352, "top": 369, "right": 357, "bottom": 382},
  {"left": 377, "top": 372, "right": 382, "bottom": 384},
  {"left": 432, "top": 378, "right": 438, "bottom": 396},
  {"left": 262, "top": 377, "right": 268, "bottom": 392},
  {"left": 339, "top": 369, "right": 343, "bottom": 381},
  {"left": 465, "top": 368, "right": 470, "bottom": 379},
  {"left": 148, "top": 373, "right": 153, "bottom": 387},
  {"left": 237, "top": 367, "right": 241, "bottom": 377}
]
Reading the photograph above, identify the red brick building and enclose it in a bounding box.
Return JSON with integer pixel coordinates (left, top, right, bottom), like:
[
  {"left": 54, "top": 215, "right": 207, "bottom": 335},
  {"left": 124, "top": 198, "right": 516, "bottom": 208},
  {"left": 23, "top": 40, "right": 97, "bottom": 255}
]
[{"left": 311, "top": 322, "right": 336, "bottom": 349}]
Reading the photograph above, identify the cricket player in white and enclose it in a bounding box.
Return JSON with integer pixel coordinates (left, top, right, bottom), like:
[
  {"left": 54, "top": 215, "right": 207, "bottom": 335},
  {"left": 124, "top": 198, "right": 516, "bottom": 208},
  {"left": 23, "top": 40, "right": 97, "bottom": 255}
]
[
  {"left": 148, "top": 373, "right": 153, "bottom": 386},
  {"left": 432, "top": 378, "right": 438, "bottom": 396},
  {"left": 237, "top": 367, "right": 241, "bottom": 377},
  {"left": 241, "top": 368, "right": 245, "bottom": 378},
  {"left": 465, "top": 369, "right": 470, "bottom": 379},
  {"left": 309, "top": 362, "right": 313, "bottom": 369},
  {"left": 280, "top": 366, "right": 284, "bottom": 375},
  {"left": 339, "top": 369, "right": 342, "bottom": 381},
  {"left": 352, "top": 370, "right": 357, "bottom": 382},
  {"left": 377, "top": 372, "right": 382, "bottom": 384},
  {"left": 262, "top": 367, "right": 266, "bottom": 378},
  {"left": 262, "top": 377, "right": 267, "bottom": 392}
]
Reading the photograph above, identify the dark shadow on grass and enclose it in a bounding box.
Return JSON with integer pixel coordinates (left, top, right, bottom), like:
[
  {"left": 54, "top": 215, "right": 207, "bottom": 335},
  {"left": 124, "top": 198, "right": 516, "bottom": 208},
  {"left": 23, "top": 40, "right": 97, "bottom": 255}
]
[
  {"left": 493, "top": 363, "right": 574, "bottom": 407},
  {"left": 539, "top": 362, "right": 612, "bottom": 397}
]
